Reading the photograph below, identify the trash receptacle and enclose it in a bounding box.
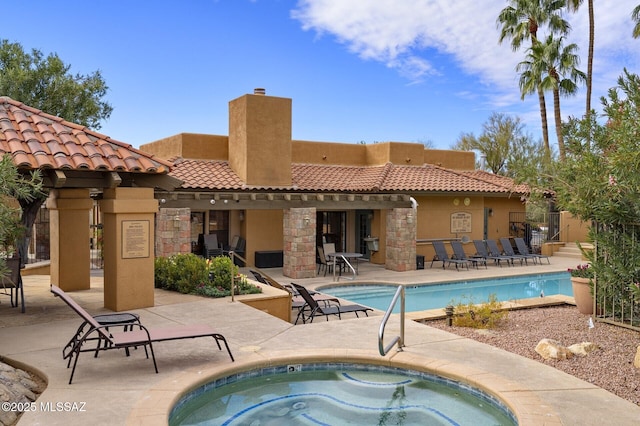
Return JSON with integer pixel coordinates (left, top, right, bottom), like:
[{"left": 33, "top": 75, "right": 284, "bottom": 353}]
[{"left": 416, "top": 255, "right": 425, "bottom": 270}]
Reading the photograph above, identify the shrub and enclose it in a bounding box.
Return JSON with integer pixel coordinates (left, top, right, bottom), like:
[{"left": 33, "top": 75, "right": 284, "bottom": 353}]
[
  {"left": 450, "top": 294, "right": 507, "bottom": 329},
  {"left": 154, "top": 253, "right": 208, "bottom": 294},
  {"left": 207, "top": 256, "right": 238, "bottom": 290}
]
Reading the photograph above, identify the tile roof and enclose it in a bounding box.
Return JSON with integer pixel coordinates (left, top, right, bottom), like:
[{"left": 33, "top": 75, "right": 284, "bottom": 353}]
[
  {"left": 170, "top": 158, "right": 527, "bottom": 195},
  {"left": 0, "top": 96, "right": 172, "bottom": 174}
]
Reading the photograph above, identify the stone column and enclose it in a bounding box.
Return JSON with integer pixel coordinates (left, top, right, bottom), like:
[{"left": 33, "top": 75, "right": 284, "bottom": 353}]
[
  {"left": 385, "top": 208, "right": 417, "bottom": 272},
  {"left": 283, "top": 207, "right": 316, "bottom": 279},
  {"left": 46, "top": 189, "right": 92, "bottom": 291},
  {"left": 155, "top": 207, "right": 191, "bottom": 257},
  {"left": 99, "top": 188, "right": 157, "bottom": 311}
]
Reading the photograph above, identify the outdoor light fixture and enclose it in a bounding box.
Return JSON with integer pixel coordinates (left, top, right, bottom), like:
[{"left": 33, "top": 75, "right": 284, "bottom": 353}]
[
  {"left": 210, "top": 199, "right": 216, "bottom": 205},
  {"left": 304, "top": 215, "right": 310, "bottom": 225},
  {"left": 160, "top": 198, "right": 166, "bottom": 204}
]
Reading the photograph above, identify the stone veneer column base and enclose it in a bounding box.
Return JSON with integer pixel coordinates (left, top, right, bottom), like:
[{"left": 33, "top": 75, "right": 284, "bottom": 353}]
[
  {"left": 386, "top": 208, "right": 417, "bottom": 272},
  {"left": 283, "top": 207, "right": 316, "bottom": 279},
  {"left": 155, "top": 208, "right": 192, "bottom": 257}
]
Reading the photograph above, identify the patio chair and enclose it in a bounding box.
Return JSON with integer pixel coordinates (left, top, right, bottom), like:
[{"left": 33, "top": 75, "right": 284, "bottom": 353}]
[
  {"left": 322, "top": 243, "right": 345, "bottom": 273},
  {"left": 291, "top": 283, "right": 372, "bottom": 324},
  {"left": 514, "top": 237, "right": 550, "bottom": 264},
  {"left": 0, "top": 256, "right": 24, "bottom": 313},
  {"left": 51, "top": 285, "right": 234, "bottom": 384},
  {"left": 450, "top": 240, "right": 487, "bottom": 269},
  {"left": 430, "top": 240, "right": 470, "bottom": 270},
  {"left": 499, "top": 237, "right": 534, "bottom": 265},
  {"left": 203, "top": 234, "right": 222, "bottom": 258},
  {"left": 473, "top": 240, "right": 511, "bottom": 267},
  {"left": 486, "top": 239, "right": 524, "bottom": 266}
]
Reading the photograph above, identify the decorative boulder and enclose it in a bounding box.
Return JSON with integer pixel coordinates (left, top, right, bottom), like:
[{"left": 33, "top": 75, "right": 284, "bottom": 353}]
[
  {"left": 535, "top": 338, "right": 573, "bottom": 360},
  {"left": 568, "top": 342, "right": 599, "bottom": 356}
]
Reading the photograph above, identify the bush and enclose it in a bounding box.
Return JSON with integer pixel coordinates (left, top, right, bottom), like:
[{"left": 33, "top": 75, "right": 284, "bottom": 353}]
[
  {"left": 154, "top": 253, "right": 208, "bottom": 294},
  {"left": 450, "top": 294, "right": 507, "bottom": 329},
  {"left": 154, "top": 253, "right": 262, "bottom": 298}
]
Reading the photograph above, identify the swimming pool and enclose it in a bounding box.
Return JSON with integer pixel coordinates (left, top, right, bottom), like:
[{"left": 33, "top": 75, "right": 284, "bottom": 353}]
[
  {"left": 169, "top": 363, "right": 516, "bottom": 425},
  {"left": 321, "top": 272, "right": 572, "bottom": 312}
]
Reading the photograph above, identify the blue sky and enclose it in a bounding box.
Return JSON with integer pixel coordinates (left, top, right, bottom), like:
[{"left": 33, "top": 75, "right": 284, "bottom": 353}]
[{"left": 2, "top": 1, "right": 639, "bottom": 150}]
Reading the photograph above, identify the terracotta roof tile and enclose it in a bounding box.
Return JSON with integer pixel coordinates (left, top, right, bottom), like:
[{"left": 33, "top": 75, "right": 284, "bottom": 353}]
[
  {"left": 169, "top": 159, "right": 528, "bottom": 195},
  {"left": 0, "top": 96, "right": 172, "bottom": 174}
]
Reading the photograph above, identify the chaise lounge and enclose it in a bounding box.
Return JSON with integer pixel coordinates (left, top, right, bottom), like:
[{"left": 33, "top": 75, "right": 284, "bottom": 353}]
[
  {"left": 292, "top": 283, "right": 372, "bottom": 324},
  {"left": 51, "top": 285, "right": 234, "bottom": 384}
]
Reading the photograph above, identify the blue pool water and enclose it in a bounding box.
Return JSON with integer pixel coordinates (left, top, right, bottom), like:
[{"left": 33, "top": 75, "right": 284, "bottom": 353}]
[
  {"left": 169, "top": 363, "right": 516, "bottom": 425},
  {"left": 322, "top": 272, "right": 572, "bottom": 313}
]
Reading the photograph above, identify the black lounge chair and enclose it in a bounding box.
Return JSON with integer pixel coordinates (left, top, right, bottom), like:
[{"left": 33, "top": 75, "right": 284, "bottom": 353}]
[
  {"left": 51, "top": 285, "right": 234, "bottom": 384},
  {"left": 291, "top": 283, "right": 372, "bottom": 324},
  {"left": 514, "top": 237, "right": 550, "bottom": 264},
  {"left": 473, "top": 240, "right": 511, "bottom": 267},
  {"left": 499, "top": 237, "right": 534, "bottom": 265},
  {"left": 450, "top": 240, "right": 487, "bottom": 269},
  {"left": 430, "top": 240, "right": 470, "bottom": 270},
  {"left": 487, "top": 239, "right": 524, "bottom": 266}
]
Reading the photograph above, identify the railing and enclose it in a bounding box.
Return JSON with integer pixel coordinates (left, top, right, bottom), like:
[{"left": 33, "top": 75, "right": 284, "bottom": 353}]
[
  {"left": 332, "top": 255, "right": 356, "bottom": 282},
  {"left": 378, "top": 285, "right": 405, "bottom": 356},
  {"left": 228, "top": 251, "right": 249, "bottom": 302}
]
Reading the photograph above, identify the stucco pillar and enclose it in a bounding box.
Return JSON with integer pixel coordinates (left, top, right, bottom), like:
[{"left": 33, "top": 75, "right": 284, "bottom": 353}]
[
  {"left": 385, "top": 208, "right": 417, "bottom": 272},
  {"left": 47, "top": 189, "right": 92, "bottom": 291},
  {"left": 99, "top": 188, "right": 158, "bottom": 311},
  {"left": 283, "top": 207, "right": 316, "bottom": 279}
]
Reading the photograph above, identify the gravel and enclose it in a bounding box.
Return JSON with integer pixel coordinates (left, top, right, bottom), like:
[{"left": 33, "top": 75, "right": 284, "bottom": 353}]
[{"left": 426, "top": 305, "right": 640, "bottom": 406}]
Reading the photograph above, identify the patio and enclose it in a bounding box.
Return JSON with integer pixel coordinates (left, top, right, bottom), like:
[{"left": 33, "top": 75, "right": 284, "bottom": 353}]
[{"left": 1, "top": 256, "right": 640, "bottom": 425}]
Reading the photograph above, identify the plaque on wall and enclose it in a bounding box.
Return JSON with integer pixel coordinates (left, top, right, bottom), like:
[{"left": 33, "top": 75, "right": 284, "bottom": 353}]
[
  {"left": 450, "top": 212, "right": 472, "bottom": 233},
  {"left": 122, "top": 220, "right": 150, "bottom": 259}
]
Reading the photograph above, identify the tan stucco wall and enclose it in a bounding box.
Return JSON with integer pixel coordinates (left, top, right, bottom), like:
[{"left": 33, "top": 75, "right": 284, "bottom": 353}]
[
  {"left": 229, "top": 94, "right": 292, "bottom": 186},
  {"left": 413, "top": 195, "right": 524, "bottom": 261},
  {"left": 424, "top": 149, "right": 475, "bottom": 170},
  {"left": 560, "top": 211, "right": 590, "bottom": 243},
  {"left": 140, "top": 133, "right": 229, "bottom": 160},
  {"left": 244, "top": 210, "right": 284, "bottom": 267},
  {"left": 292, "top": 140, "right": 368, "bottom": 165}
]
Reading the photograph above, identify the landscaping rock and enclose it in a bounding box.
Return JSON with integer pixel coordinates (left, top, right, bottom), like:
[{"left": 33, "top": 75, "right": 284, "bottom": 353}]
[
  {"left": 0, "top": 361, "right": 43, "bottom": 426},
  {"left": 634, "top": 345, "right": 640, "bottom": 369},
  {"left": 567, "top": 342, "right": 599, "bottom": 356},
  {"left": 535, "top": 338, "right": 573, "bottom": 360}
]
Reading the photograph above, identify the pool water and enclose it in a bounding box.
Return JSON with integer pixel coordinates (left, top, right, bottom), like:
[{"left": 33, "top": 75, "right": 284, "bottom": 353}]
[
  {"left": 170, "top": 364, "right": 516, "bottom": 425},
  {"left": 322, "top": 272, "right": 572, "bottom": 312}
]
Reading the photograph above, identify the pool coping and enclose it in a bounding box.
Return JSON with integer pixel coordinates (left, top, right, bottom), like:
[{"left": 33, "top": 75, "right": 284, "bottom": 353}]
[{"left": 128, "top": 350, "right": 561, "bottom": 425}]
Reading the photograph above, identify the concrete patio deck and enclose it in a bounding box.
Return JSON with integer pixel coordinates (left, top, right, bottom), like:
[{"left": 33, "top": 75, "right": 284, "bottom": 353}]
[{"left": 1, "top": 256, "right": 639, "bottom": 425}]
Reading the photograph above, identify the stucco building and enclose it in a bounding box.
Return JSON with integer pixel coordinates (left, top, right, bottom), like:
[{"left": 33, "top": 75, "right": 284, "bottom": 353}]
[{"left": 142, "top": 89, "right": 529, "bottom": 279}]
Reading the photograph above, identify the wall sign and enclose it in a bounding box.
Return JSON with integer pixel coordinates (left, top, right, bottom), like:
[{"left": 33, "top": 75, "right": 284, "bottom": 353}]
[
  {"left": 122, "top": 220, "right": 150, "bottom": 259},
  {"left": 450, "top": 212, "right": 472, "bottom": 233}
]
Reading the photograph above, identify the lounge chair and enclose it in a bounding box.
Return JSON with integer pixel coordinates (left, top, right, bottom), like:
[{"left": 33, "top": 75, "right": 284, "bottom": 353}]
[
  {"left": 0, "top": 256, "right": 24, "bottom": 313},
  {"left": 473, "top": 240, "right": 511, "bottom": 267},
  {"left": 514, "top": 237, "right": 550, "bottom": 264},
  {"left": 249, "top": 270, "right": 339, "bottom": 323},
  {"left": 51, "top": 285, "right": 234, "bottom": 384},
  {"left": 450, "top": 240, "right": 487, "bottom": 269},
  {"left": 499, "top": 237, "right": 534, "bottom": 265},
  {"left": 291, "top": 283, "right": 372, "bottom": 324},
  {"left": 430, "top": 240, "right": 470, "bottom": 270},
  {"left": 487, "top": 239, "right": 524, "bottom": 266}
]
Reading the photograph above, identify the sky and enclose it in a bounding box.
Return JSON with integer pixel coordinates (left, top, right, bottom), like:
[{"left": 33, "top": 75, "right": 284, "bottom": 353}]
[{"left": 1, "top": 1, "right": 639, "bottom": 151}]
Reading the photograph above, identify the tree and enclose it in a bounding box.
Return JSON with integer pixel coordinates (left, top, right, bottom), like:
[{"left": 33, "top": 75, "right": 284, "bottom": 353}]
[
  {"left": 0, "top": 155, "right": 43, "bottom": 276},
  {"left": 497, "top": 0, "right": 570, "bottom": 160},
  {"left": 633, "top": 5, "right": 640, "bottom": 38},
  {"left": 452, "top": 112, "right": 543, "bottom": 177},
  {"left": 517, "top": 34, "right": 585, "bottom": 160},
  {"left": 566, "top": 0, "right": 594, "bottom": 121},
  {"left": 0, "top": 39, "right": 113, "bottom": 129}
]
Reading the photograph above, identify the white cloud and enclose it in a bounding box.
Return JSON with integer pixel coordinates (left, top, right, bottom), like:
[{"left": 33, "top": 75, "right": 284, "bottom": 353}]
[{"left": 292, "top": 0, "right": 640, "bottom": 125}]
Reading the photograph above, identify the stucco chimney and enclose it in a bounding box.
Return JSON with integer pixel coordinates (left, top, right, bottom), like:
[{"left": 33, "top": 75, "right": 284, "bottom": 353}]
[{"left": 228, "top": 90, "right": 292, "bottom": 186}]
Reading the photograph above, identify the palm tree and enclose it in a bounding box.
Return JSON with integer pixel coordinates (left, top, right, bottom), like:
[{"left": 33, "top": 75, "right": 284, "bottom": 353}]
[
  {"left": 633, "top": 5, "right": 640, "bottom": 38},
  {"left": 566, "top": 0, "right": 594, "bottom": 120},
  {"left": 517, "top": 35, "right": 586, "bottom": 160},
  {"left": 497, "top": 0, "right": 569, "bottom": 160}
]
